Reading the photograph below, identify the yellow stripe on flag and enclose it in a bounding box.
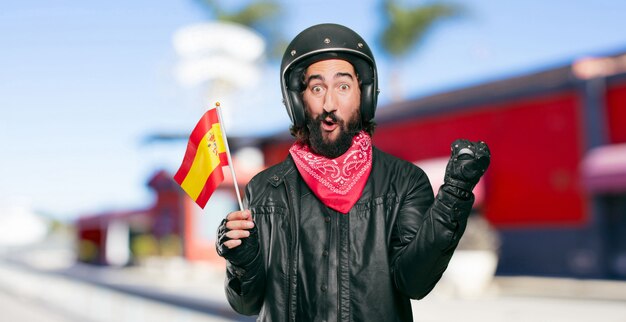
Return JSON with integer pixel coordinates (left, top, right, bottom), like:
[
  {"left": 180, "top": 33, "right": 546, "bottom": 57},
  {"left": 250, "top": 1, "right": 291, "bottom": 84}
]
[
  {"left": 180, "top": 123, "right": 225, "bottom": 200},
  {"left": 214, "top": 123, "right": 226, "bottom": 154}
]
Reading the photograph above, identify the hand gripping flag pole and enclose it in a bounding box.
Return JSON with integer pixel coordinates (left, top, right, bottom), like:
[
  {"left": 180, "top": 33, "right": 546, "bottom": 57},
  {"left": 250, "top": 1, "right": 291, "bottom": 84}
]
[
  {"left": 215, "top": 102, "right": 244, "bottom": 211},
  {"left": 173, "top": 102, "right": 243, "bottom": 210}
]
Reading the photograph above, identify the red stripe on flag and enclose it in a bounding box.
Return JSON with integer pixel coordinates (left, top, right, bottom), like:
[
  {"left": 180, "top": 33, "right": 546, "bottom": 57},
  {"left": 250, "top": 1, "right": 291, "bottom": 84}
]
[
  {"left": 195, "top": 164, "right": 225, "bottom": 208},
  {"left": 190, "top": 108, "right": 220, "bottom": 146},
  {"left": 173, "top": 142, "right": 199, "bottom": 185},
  {"left": 173, "top": 109, "right": 223, "bottom": 184},
  {"left": 219, "top": 151, "right": 228, "bottom": 166}
]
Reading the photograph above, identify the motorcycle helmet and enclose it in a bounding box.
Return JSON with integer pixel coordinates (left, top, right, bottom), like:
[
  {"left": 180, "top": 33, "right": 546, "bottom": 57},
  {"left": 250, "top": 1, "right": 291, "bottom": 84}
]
[{"left": 280, "top": 23, "right": 379, "bottom": 128}]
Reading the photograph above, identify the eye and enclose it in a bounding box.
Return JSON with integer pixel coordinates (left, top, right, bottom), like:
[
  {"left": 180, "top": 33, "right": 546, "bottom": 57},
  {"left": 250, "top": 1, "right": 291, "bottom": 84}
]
[
  {"left": 311, "top": 85, "right": 323, "bottom": 93},
  {"left": 339, "top": 84, "right": 350, "bottom": 91}
]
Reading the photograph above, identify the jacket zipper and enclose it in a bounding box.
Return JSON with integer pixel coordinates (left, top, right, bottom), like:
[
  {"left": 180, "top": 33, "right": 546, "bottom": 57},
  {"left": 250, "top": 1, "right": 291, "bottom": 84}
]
[{"left": 284, "top": 178, "right": 297, "bottom": 322}]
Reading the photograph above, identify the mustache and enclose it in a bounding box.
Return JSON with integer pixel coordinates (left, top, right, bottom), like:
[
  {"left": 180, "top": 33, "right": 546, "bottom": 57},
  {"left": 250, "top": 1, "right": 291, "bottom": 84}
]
[
  {"left": 306, "top": 110, "right": 362, "bottom": 135},
  {"left": 315, "top": 111, "right": 342, "bottom": 124}
]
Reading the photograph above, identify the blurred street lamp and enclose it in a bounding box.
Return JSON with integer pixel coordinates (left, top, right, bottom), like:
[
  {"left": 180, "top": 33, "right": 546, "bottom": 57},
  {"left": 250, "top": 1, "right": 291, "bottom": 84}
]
[{"left": 173, "top": 21, "right": 266, "bottom": 95}]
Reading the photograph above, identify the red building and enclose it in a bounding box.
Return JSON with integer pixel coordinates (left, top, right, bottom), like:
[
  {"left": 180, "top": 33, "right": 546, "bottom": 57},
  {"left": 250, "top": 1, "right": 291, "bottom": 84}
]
[{"left": 76, "top": 169, "right": 251, "bottom": 266}]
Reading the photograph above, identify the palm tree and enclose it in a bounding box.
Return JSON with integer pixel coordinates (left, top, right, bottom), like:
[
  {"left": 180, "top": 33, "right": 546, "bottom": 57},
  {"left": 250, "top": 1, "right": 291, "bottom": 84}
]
[
  {"left": 193, "top": 0, "right": 286, "bottom": 59},
  {"left": 380, "top": 0, "right": 463, "bottom": 100}
]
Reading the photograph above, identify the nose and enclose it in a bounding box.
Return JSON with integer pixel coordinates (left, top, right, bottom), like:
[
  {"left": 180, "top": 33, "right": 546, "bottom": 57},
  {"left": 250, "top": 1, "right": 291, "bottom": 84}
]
[{"left": 322, "top": 91, "right": 337, "bottom": 113}]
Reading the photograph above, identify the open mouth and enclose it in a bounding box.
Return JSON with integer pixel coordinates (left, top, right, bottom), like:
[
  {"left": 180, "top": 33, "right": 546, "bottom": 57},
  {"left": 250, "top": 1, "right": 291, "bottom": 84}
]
[{"left": 321, "top": 117, "right": 338, "bottom": 131}]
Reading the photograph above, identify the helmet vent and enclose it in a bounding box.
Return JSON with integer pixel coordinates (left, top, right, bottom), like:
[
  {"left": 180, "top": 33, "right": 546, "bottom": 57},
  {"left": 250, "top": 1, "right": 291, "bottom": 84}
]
[{"left": 324, "top": 38, "right": 331, "bottom": 44}]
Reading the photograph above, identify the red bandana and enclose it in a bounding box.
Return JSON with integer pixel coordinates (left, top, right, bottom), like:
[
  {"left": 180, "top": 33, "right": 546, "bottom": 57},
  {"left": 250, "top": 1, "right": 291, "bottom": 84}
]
[{"left": 289, "top": 131, "right": 372, "bottom": 214}]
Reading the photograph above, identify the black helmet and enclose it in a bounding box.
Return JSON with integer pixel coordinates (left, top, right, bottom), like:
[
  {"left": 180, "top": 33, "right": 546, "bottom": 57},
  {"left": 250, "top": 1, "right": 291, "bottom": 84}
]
[{"left": 280, "top": 23, "right": 379, "bottom": 128}]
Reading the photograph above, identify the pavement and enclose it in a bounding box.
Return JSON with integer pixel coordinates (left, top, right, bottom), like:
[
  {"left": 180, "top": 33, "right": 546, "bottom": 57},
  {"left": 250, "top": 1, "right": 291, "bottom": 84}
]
[
  {"left": 2, "top": 238, "right": 626, "bottom": 322},
  {"left": 0, "top": 242, "right": 249, "bottom": 322}
]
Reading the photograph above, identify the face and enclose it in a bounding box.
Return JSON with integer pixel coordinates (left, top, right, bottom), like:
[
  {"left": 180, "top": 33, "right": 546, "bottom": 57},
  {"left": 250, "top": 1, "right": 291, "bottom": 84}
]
[{"left": 302, "top": 59, "right": 361, "bottom": 157}]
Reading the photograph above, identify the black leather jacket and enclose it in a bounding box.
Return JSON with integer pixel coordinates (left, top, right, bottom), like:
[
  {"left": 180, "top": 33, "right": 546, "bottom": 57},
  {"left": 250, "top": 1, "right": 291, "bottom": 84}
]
[{"left": 225, "top": 147, "right": 474, "bottom": 321}]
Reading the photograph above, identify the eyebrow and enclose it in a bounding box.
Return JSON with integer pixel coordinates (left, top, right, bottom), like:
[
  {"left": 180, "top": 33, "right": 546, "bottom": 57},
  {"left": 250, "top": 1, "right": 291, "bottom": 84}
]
[{"left": 305, "top": 72, "right": 355, "bottom": 85}]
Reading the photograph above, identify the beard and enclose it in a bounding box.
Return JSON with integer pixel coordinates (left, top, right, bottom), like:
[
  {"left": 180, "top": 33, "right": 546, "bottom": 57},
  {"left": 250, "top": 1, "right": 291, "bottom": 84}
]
[{"left": 306, "top": 109, "right": 362, "bottom": 159}]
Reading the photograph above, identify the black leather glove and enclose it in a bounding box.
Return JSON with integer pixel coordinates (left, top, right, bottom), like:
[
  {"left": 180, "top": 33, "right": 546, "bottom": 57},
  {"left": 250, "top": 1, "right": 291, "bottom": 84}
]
[
  {"left": 443, "top": 139, "right": 491, "bottom": 198},
  {"left": 216, "top": 218, "right": 259, "bottom": 268}
]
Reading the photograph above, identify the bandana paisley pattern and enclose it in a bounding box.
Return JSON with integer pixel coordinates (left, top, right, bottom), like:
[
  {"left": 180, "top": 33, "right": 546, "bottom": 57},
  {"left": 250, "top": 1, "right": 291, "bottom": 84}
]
[{"left": 289, "top": 131, "right": 372, "bottom": 213}]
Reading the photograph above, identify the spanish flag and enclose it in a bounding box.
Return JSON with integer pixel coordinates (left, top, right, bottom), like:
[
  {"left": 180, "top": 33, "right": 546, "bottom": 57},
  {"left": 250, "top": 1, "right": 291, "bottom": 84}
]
[{"left": 174, "top": 108, "right": 229, "bottom": 208}]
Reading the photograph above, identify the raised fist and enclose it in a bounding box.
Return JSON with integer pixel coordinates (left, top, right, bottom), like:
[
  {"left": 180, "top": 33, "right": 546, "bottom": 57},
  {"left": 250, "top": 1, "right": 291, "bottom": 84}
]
[{"left": 444, "top": 139, "right": 491, "bottom": 193}]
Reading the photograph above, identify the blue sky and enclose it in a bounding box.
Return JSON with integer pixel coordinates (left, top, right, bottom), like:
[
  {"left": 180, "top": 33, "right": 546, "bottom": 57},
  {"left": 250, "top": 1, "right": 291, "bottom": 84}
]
[{"left": 1, "top": 0, "right": 625, "bottom": 220}]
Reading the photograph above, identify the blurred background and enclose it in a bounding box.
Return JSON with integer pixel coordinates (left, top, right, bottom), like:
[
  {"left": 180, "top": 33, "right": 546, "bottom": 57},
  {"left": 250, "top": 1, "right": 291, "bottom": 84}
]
[{"left": 2, "top": 0, "right": 626, "bottom": 321}]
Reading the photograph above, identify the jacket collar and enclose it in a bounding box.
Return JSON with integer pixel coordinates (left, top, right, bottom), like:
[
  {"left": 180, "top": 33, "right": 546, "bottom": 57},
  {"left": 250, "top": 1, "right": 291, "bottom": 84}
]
[{"left": 266, "top": 154, "right": 298, "bottom": 187}]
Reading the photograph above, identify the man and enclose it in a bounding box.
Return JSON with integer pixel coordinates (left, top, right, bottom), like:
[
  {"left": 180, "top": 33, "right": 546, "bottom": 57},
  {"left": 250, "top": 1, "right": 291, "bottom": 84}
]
[{"left": 216, "top": 23, "right": 490, "bottom": 322}]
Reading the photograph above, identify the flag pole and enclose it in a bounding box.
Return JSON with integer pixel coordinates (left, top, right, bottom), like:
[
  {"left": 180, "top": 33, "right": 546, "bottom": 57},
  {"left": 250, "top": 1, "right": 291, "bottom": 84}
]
[{"left": 214, "top": 102, "right": 244, "bottom": 211}]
